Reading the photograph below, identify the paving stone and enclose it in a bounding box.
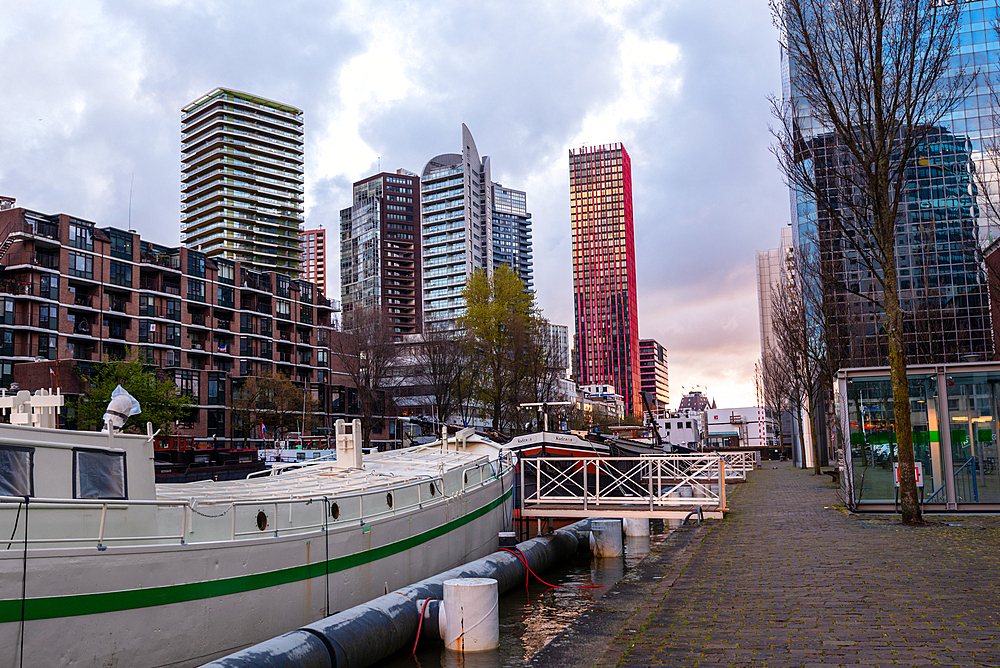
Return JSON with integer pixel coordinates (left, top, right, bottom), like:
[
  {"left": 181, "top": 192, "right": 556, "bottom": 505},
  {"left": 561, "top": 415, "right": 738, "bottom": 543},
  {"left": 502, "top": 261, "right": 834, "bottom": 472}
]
[{"left": 528, "top": 465, "right": 1000, "bottom": 668}]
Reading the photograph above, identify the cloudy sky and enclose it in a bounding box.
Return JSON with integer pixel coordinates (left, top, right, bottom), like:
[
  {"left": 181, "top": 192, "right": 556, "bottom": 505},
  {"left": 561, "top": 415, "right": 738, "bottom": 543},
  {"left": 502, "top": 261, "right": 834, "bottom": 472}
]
[{"left": 0, "top": 0, "right": 789, "bottom": 409}]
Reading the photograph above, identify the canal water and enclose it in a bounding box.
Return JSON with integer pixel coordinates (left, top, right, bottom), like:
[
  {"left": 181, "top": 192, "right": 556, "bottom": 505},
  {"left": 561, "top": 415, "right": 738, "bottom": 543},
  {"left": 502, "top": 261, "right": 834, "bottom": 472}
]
[{"left": 373, "top": 520, "right": 672, "bottom": 668}]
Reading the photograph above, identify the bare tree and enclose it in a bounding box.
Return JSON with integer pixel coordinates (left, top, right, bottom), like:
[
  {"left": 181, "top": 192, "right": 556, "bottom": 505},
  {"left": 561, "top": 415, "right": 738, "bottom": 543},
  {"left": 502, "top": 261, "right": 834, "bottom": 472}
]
[
  {"left": 771, "top": 272, "right": 823, "bottom": 474},
  {"left": 771, "top": 0, "right": 970, "bottom": 523},
  {"left": 414, "top": 326, "right": 467, "bottom": 425},
  {"left": 330, "top": 304, "right": 401, "bottom": 450}
]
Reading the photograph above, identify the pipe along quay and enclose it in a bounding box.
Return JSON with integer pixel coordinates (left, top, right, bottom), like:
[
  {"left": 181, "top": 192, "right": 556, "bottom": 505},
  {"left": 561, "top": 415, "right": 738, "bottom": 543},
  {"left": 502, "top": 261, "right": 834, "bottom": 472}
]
[{"left": 203, "top": 519, "right": 622, "bottom": 668}]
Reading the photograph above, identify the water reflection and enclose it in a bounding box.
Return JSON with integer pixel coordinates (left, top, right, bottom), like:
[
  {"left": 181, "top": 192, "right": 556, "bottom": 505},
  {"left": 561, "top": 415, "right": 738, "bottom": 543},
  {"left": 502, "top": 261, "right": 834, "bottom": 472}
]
[
  {"left": 440, "top": 649, "right": 501, "bottom": 668},
  {"left": 375, "top": 521, "right": 669, "bottom": 668}
]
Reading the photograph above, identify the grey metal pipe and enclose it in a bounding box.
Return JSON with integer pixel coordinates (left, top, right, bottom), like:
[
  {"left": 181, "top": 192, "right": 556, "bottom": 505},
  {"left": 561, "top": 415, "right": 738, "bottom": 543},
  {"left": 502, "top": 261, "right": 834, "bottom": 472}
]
[{"left": 200, "top": 521, "right": 585, "bottom": 668}]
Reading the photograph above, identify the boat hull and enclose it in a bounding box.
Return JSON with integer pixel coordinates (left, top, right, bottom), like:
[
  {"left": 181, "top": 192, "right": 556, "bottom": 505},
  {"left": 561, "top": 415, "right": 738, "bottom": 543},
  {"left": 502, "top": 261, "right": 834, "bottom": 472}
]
[{"left": 0, "top": 473, "right": 513, "bottom": 668}]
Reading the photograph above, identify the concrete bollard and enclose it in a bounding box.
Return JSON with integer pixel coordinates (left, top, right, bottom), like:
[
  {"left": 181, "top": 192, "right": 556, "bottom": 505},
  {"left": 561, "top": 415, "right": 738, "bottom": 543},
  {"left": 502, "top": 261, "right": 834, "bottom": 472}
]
[
  {"left": 622, "top": 517, "right": 650, "bottom": 536},
  {"left": 589, "top": 519, "right": 623, "bottom": 558},
  {"left": 442, "top": 578, "right": 499, "bottom": 653}
]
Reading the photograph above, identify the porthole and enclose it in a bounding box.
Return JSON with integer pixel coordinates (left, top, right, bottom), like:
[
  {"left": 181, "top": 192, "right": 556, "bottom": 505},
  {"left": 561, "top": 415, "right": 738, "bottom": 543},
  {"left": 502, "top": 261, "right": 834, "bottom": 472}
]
[
  {"left": 386, "top": 492, "right": 393, "bottom": 509},
  {"left": 429, "top": 483, "right": 436, "bottom": 496},
  {"left": 330, "top": 502, "right": 340, "bottom": 520},
  {"left": 256, "top": 510, "right": 268, "bottom": 532}
]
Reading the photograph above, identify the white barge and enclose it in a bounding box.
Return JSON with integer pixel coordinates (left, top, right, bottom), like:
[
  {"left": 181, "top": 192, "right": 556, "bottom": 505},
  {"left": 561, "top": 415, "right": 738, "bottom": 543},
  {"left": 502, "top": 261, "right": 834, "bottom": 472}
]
[{"left": 0, "top": 410, "right": 514, "bottom": 668}]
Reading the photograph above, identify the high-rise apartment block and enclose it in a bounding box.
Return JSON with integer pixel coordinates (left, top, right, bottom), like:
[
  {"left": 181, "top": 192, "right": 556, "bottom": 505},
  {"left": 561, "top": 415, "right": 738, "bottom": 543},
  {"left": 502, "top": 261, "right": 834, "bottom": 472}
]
[
  {"left": 181, "top": 88, "right": 305, "bottom": 278},
  {"left": 541, "top": 322, "right": 570, "bottom": 378},
  {"left": 300, "top": 229, "right": 327, "bottom": 296},
  {"left": 491, "top": 184, "right": 533, "bottom": 288},
  {"left": 755, "top": 226, "right": 795, "bottom": 358},
  {"left": 340, "top": 171, "right": 421, "bottom": 335},
  {"left": 569, "top": 143, "right": 641, "bottom": 417},
  {"left": 0, "top": 204, "right": 340, "bottom": 441},
  {"left": 420, "top": 124, "right": 493, "bottom": 330},
  {"left": 639, "top": 339, "right": 669, "bottom": 411}
]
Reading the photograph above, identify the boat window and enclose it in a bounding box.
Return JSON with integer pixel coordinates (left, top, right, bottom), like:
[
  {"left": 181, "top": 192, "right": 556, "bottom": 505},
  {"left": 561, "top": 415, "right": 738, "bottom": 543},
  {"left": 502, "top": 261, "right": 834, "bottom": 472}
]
[
  {"left": 0, "top": 445, "right": 33, "bottom": 497},
  {"left": 74, "top": 449, "right": 127, "bottom": 500}
]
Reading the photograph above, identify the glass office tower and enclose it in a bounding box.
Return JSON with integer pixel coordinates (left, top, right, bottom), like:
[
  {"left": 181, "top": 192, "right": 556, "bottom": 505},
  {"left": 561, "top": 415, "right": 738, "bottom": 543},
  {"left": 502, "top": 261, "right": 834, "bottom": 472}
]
[{"left": 782, "top": 2, "right": 998, "bottom": 366}]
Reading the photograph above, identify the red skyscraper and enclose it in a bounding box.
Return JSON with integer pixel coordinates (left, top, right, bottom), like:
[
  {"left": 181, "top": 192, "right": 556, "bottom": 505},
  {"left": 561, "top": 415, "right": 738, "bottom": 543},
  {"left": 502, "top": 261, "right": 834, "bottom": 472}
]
[{"left": 570, "top": 143, "right": 640, "bottom": 417}]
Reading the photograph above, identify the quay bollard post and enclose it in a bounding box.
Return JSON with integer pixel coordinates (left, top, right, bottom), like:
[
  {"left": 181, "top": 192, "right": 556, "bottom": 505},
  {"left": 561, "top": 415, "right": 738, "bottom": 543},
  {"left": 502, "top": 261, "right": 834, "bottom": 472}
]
[
  {"left": 442, "top": 578, "right": 500, "bottom": 653},
  {"left": 589, "top": 519, "right": 623, "bottom": 557},
  {"left": 622, "top": 517, "right": 649, "bottom": 536}
]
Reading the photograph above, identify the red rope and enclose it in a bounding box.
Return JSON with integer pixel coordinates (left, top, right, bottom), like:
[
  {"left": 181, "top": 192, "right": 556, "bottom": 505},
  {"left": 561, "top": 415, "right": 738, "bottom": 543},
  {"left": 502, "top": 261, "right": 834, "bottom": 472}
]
[
  {"left": 411, "top": 597, "right": 431, "bottom": 657},
  {"left": 498, "top": 547, "right": 561, "bottom": 589}
]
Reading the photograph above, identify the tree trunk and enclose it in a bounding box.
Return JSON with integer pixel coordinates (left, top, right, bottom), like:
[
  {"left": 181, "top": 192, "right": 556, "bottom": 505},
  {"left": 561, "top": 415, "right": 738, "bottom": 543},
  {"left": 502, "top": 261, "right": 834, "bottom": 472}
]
[
  {"left": 796, "top": 397, "right": 807, "bottom": 469},
  {"left": 809, "top": 390, "right": 822, "bottom": 475},
  {"left": 884, "top": 272, "right": 921, "bottom": 523}
]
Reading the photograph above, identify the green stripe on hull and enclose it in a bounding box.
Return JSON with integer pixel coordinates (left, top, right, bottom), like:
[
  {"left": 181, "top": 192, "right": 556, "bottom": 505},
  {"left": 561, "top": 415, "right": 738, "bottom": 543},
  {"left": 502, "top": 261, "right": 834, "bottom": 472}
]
[{"left": 0, "top": 485, "right": 513, "bottom": 622}]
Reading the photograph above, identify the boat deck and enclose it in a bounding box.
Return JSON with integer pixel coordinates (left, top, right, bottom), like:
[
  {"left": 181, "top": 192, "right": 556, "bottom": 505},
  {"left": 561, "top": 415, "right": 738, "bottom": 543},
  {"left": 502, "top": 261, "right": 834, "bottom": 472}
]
[{"left": 155, "top": 446, "right": 495, "bottom": 504}]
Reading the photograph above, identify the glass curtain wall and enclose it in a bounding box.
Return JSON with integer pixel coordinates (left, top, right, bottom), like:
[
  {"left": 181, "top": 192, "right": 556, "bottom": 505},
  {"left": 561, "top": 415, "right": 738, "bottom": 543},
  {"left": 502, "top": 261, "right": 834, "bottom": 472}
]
[{"left": 838, "top": 363, "right": 1000, "bottom": 508}]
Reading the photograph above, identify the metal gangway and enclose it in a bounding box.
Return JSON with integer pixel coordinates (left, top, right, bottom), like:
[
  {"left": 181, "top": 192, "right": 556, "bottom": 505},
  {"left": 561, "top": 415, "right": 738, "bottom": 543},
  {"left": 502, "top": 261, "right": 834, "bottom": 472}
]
[{"left": 520, "top": 453, "right": 740, "bottom": 521}]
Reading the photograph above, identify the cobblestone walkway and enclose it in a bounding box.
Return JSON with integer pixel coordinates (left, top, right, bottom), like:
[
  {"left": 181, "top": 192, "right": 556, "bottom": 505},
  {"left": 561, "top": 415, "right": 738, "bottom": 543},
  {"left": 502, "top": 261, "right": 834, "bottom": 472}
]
[{"left": 534, "top": 465, "right": 1000, "bottom": 668}]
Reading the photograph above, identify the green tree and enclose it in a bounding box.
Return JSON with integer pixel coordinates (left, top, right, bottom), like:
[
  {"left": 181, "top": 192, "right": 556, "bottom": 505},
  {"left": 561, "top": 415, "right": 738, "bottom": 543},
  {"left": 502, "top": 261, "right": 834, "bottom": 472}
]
[
  {"left": 77, "top": 351, "right": 192, "bottom": 434},
  {"left": 460, "top": 265, "right": 544, "bottom": 432}
]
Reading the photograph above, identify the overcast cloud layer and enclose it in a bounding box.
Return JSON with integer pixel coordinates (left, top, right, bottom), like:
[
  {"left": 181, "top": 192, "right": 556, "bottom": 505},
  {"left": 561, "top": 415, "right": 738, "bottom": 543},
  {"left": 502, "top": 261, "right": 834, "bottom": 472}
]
[{"left": 0, "top": 0, "right": 788, "bottom": 409}]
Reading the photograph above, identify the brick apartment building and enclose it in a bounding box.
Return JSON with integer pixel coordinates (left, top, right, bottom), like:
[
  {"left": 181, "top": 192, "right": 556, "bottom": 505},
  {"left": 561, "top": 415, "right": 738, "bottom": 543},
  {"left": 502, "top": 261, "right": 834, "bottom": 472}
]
[{"left": 0, "top": 203, "right": 391, "bottom": 445}]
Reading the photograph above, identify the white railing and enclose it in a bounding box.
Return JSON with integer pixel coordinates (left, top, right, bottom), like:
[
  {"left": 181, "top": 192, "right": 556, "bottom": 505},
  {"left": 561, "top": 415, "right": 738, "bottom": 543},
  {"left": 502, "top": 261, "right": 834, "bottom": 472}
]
[
  {"left": 717, "top": 451, "right": 757, "bottom": 476},
  {"left": 520, "top": 455, "right": 729, "bottom": 512},
  {"left": 0, "top": 457, "right": 513, "bottom": 551}
]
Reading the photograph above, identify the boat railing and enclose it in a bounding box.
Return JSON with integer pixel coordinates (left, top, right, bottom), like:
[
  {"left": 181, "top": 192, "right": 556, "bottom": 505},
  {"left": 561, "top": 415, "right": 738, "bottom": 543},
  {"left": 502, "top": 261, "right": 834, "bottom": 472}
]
[{"left": 0, "top": 456, "right": 514, "bottom": 550}]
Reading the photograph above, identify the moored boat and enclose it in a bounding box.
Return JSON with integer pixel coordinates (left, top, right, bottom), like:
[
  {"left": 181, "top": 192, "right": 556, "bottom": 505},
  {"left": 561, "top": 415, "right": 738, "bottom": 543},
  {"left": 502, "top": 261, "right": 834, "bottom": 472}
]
[{"left": 0, "top": 402, "right": 514, "bottom": 668}]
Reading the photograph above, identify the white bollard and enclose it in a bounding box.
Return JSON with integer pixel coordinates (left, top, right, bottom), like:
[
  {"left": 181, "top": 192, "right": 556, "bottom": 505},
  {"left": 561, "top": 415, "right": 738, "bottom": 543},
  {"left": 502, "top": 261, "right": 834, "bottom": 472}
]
[
  {"left": 589, "top": 519, "right": 623, "bottom": 558},
  {"left": 623, "top": 517, "right": 650, "bottom": 537},
  {"left": 442, "top": 578, "right": 499, "bottom": 653}
]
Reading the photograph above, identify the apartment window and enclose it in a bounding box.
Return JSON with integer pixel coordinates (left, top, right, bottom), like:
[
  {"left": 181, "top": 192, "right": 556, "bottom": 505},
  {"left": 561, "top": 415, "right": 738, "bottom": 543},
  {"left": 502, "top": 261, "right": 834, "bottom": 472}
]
[
  {"left": 206, "top": 409, "right": 226, "bottom": 437},
  {"left": 276, "top": 275, "right": 290, "bottom": 298},
  {"left": 187, "top": 252, "right": 206, "bottom": 278},
  {"left": 187, "top": 278, "right": 205, "bottom": 302},
  {"left": 217, "top": 285, "right": 235, "bottom": 309},
  {"left": 239, "top": 359, "right": 250, "bottom": 376},
  {"left": 165, "top": 324, "right": 181, "bottom": 347},
  {"left": 109, "top": 261, "right": 132, "bottom": 287},
  {"left": 68, "top": 224, "right": 93, "bottom": 251},
  {"left": 39, "top": 274, "right": 58, "bottom": 300},
  {"left": 108, "top": 230, "right": 132, "bottom": 260},
  {"left": 317, "top": 349, "right": 328, "bottom": 367},
  {"left": 259, "top": 339, "right": 272, "bottom": 360},
  {"left": 217, "top": 261, "right": 235, "bottom": 285},
  {"left": 276, "top": 300, "right": 291, "bottom": 320},
  {"left": 298, "top": 349, "right": 311, "bottom": 365},
  {"left": 68, "top": 252, "right": 93, "bottom": 279},
  {"left": 207, "top": 372, "right": 225, "bottom": 405},
  {"left": 240, "top": 337, "right": 255, "bottom": 357},
  {"left": 38, "top": 305, "right": 58, "bottom": 330},
  {"left": 165, "top": 349, "right": 181, "bottom": 368},
  {"left": 36, "top": 335, "right": 56, "bottom": 360},
  {"left": 166, "top": 299, "right": 181, "bottom": 321},
  {"left": 174, "top": 369, "right": 200, "bottom": 399},
  {"left": 240, "top": 313, "right": 255, "bottom": 334},
  {"left": 259, "top": 317, "right": 272, "bottom": 336},
  {"left": 299, "top": 305, "right": 313, "bottom": 324}
]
